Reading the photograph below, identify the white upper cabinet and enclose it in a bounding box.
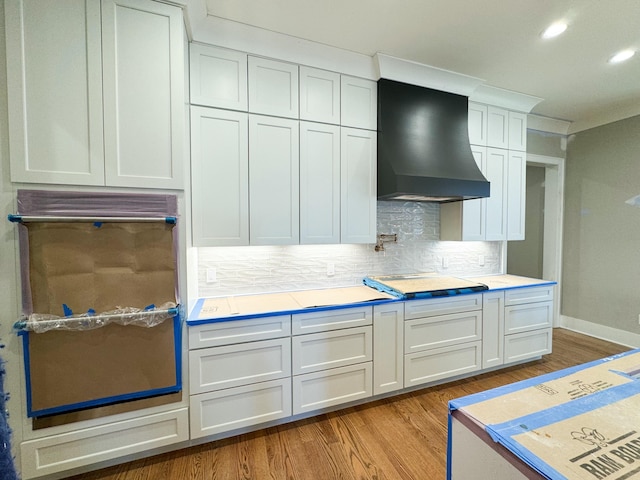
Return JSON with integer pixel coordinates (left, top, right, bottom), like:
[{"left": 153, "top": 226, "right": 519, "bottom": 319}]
[
  {"left": 467, "top": 102, "right": 488, "bottom": 146},
  {"left": 248, "top": 56, "right": 299, "bottom": 118},
  {"left": 189, "top": 43, "right": 248, "bottom": 111},
  {"left": 6, "top": 0, "right": 184, "bottom": 189},
  {"left": 341, "top": 127, "right": 377, "bottom": 244},
  {"left": 299, "top": 122, "right": 341, "bottom": 244},
  {"left": 191, "top": 107, "right": 249, "bottom": 247},
  {"left": 249, "top": 115, "right": 300, "bottom": 245},
  {"left": 299, "top": 66, "right": 341, "bottom": 124},
  {"left": 341, "top": 76, "right": 377, "bottom": 130},
  {"left": 102, "top": 0, "right": 184, "bottom": 189},
  {"left": 508, "top": 111, "right": 527, "bottom": 151},
  {"left": 485, "top": 147, "right": 508, "bottom": 241},
  {"left": 487, "top": 106, "right": 509, "bottom": 149},
  {"left": 6, "top": 0, "right": 105, "bottom": 185},
  {"left": 506, "top": 150, "right": 526, "bottom": 240}
]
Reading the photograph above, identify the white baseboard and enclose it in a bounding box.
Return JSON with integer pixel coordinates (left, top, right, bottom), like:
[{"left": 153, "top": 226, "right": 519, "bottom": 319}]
[{"left": 559, "top": 315, "right": 640, "bottom": 348}]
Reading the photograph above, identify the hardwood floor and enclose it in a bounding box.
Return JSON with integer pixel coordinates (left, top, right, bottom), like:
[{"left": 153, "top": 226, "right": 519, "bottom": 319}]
[{"left": 67, "top": 328, "right": 630, "bottom": 480}]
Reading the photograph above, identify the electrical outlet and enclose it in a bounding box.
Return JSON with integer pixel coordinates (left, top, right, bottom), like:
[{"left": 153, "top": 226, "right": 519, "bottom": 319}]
[
  {"left": 478, "top": 255, "right": 485, "bottom": 266},
  {"left": 442, "top": 257, "right": 449, "bottom": 268},
  {"left": 206, "top": 268, "right": 217, "bottom": 283},
  {"left": 638, "top": 314, "right": 640, "bottom": 326},
  {"left": 327, "top": 263, "right": 335, "bottom": 277}
]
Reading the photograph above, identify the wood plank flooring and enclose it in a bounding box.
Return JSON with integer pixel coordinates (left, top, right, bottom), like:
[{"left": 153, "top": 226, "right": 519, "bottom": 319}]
[{"left": 67, "top": 328, "right": 630, "bottom": 480}]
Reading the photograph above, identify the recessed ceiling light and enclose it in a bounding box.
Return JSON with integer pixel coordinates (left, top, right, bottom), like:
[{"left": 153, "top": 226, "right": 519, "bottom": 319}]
[
  {"left": 541, "top": 22, "right": 568, "bottom": 39},
  {"left": 609, "top": 49, "right": 636, "bottom": 64}
]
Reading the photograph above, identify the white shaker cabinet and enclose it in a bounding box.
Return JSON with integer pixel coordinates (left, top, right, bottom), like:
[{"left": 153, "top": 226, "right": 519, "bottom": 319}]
[
  {"left": 508, "top": 111, "right": 527, "bottom": 151},
  {"left": 341, "top": 75, "right": 377, "bottom": 130},
  {"left": 190, "top": 107, "right": 249, "bottom": 247},
  {"left": 249, "top": 115, "right": 300, "bottom": 245},
  {"left": 506, "top": 150, "right": 527, "bottom": 240},
  {"left": 484, "top": 148, "right": 508, "bottom": 241},
  {"left": 299, "top": 66, "right": 341, "bottom": 124},
  {"left": 486, "top": 106, "right": 509, "bottom": 149},
  {"left": 102, "top": 0, "right": 184, "bottom": 189},
  {"left": 373, "top": 302, "right": 404, "bottom": 395},
  {"left": 467, "top": 102, "right": 488, "bottom": 146},
  {"left": 248, "top": 56, "right": 299, "bottom": 119},
  {"left": 482, "top": 291, "right": 505, "bottom": 369},
  {"left": 6, "top": 0, "right": 184, "bottom": 189},
  {"left": 6, "top": 0, "right": 105, "bottom": 185},
  {"left": 340, "top": 127, "right": 377, "bottom": 244},
  {"left": 300, "top": 122, "right": 341, "bottom": 244},
  {"left": 189, "top": 43, "right": 248, "bottom": 111}
]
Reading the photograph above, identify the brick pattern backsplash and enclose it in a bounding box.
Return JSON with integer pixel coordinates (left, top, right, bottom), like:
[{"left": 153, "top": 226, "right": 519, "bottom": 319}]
[{"left": 197, "top": 201, "right": 502, "bottom": 297}]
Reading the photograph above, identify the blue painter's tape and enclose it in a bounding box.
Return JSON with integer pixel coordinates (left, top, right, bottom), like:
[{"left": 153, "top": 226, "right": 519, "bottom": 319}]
[
  {"left": 165, "top": 216, "right": 177, "bottom": 224},
  {"left": 7, "top": 214, "right": 22, "bottom": 223},
  {"left": 62, "top": 304, "right": 73, "bottom": 316},
  {"left": 93, "top": 221, "right": 103, "bottom": 228},
  {"left": 446, "top": 412, "right": 453, "bottom": 480},
  {"left": 448, "top": 349, "right": 640, "bottom": 412}
]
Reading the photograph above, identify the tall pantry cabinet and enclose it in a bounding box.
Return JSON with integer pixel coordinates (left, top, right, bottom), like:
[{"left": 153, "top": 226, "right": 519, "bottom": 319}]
[
  {"left": 189, "top": 44, "right": 377, "bottom": 247},
  {"left": 6, "top": 0, "right": 185, "bottom": 189}
]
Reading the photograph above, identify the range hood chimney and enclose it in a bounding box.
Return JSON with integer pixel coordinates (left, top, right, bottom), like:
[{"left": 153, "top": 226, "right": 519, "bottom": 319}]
[{"left": 377, "top": 78, "right": 489, "bottom": 203}]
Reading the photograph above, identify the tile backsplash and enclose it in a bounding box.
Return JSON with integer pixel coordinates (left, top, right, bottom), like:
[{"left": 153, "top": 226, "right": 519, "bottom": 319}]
[{"left": 197, "top": 201, "right": 502, "bottom": 297}]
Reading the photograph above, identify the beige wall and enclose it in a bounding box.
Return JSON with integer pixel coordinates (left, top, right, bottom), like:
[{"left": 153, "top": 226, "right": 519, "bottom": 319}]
[{"left": 562, "top": 115, "right": 640, "bottom": 332}]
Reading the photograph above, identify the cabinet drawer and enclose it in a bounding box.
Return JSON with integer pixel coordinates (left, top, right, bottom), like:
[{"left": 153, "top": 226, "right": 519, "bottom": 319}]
[
  {"left": 292, "top": 326, "right": 372, "bottom": 375},
  {"left": 292, "top": 305, "right": 372, "bottom": 335},
  {"left": 404, "top": 294, "right": 482, "bottom": 320},
  {"left": 190, "top": 378, "right": 291, "bottom": 439},
  {"left": 21, "top": 408, "right": 188, "bottom": 479},
  {"left": 504, "top": 286, "right": 554, "bottom": 306},
  {"left": 188, "top": 315, "right": 291, "bottom": 349},
  {"left": 504, "top": 328, "right": 552, "bottom": 364},
  {"left": 189, "top": 338, "right": 291, "bottom": 394},
  {"left": 405, "top": 310, "right": 482, "bottom": 354},
  {"left": 292, "top": 362, "right": 372, "bottom": 415},
  {"left": 505, "top": 301, "right": 553, "bottom": 335},
  {"left": 404, "top": 341, "right": 481, "bottom": 387}
]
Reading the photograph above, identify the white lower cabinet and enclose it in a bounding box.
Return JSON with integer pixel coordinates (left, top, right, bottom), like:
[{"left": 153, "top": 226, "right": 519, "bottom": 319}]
[
  {"left": 292, "top": 362, "right": 372, "bottom": 415},
  {"left": 190, "top": 378, "right": 292, "bottom": 439},
  {"left": 405, "top": 341, "right": 482, "bottom": 387},
  {"left": 504, "top": 329, "right": 552, "bottom": 364},
  {"left": 373, "top": 302, "right": 404, "bottom": 395},
  {"left": 21, "top": 408, "right": 189, "bottom": 479},
  {"left": 482, "top": 291, "right": 505, "bottom": 369}
]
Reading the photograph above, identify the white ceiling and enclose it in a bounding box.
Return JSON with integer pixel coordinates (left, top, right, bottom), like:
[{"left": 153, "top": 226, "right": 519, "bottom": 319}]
[{"left": 195, "top": 0, "right": 640, "bottom": 133}]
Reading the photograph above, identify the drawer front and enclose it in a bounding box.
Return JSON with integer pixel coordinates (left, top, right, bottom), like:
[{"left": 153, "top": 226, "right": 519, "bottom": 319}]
[
  {"left": 292, "top": 326, "right": 372, "bottom": 375},
  {"left": 292, "top": 362, "right": 372, "bottom": 415},
  {"left": 292, "top": 305, "right": 372, "bottom": 335},
  {"left": 404, "top": 310, "right": 482, "bottom": 354},
  {"left": 190, "top": 378, "right": 292, "bottom": 439},
  {"left": 404, "top": 294, "right": 482, "bottom": 320},
  {"left": 504, "top": 286, "right": 554, "bottom": 306},
  {"left": 21, "top": 408, "right": 189, "bottom": 479},
  {"left": 188, "top": 315, "right": 291, "bottom": 349},
  {"left": 404, "top": 341, "right": 481, "bottom": 387},
  {"left": 504, "top": 301, "right": 553, "bottom": 335},
  {"left": 189, "top": 337, "right": 291, "bottom": 394},
  {"left": 504, "top": 328, "right": 552, "bottom": 363}
]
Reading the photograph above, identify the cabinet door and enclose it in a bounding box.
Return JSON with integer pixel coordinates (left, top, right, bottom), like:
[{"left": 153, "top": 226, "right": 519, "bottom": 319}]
[
  {"left": 102, "top": 0, "right": 184, "bottom": 189},
  {"left": 341, "top": 75, "right": 377, "bottom": 130},
  {"left": 6, "top": 0, "right": 105, "bottom": 185},
  {"left": 373, "top": 303, "right": 404, "bottom": 395},
  {"left": 487, "top": 106, "right": 509, "bottom": 149},
  {"left": 468, "top": 102, "right": 488, "bottom": 146},
  {"left": 299, "top": 66, "right": 340, "bottom": 124},
  {"left": 508, "top": 111, "right": 527, "bottom": 151},
  {"left": 189, "top": 43, "right": 248, "bottom": 111},
  {"left": 340, "top": 127, "right": 377, "bottom": 243},
  {"left": 507, "top": 150, "right": 527, "bottom": 240},
  {"left": 485, "top": 148, "right": 508, "bottom": 240},
  {"left": 248, "top": 56, "right": 299, "bottom": 118},
  {"left": 190, "top": 107, "right": 249, "bottom": 246},
  {"left": 300, "top": 122, "right": 341, "bottom": 244},
  {"left": 482, "top": 291, "right": 504, "bottom": 369},
  {"left": 462, "top": 146, "right": 487, "bottom": 240},
  {"left": 405, "top": 341, "right": 481, "bottom": 387},
  {"left": 249, "top": 115, "right": 300, "bottom": 245}
]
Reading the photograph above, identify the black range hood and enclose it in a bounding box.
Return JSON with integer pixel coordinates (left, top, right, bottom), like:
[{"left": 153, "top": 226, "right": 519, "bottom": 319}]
[{"left": 377, "top": 78, "right": 490, "bottom": 203}]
